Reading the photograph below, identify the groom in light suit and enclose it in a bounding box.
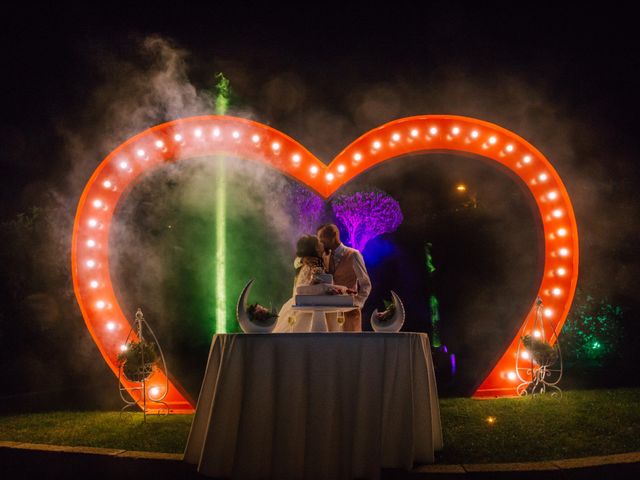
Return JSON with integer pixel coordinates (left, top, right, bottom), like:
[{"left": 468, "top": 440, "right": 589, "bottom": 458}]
[{"left": 317, "top": 224, "right": 372, "bottom": 332}]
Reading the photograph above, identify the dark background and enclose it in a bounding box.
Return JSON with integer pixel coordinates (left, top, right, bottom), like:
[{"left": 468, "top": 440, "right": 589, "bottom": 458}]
[{"left": 1, "top": 3, "right": 638, "bottom": 410}]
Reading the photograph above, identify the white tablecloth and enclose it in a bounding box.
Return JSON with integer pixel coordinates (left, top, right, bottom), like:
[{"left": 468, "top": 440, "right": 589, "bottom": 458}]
[{"left": 183, "top": 333, "right": 443, "bottom": 479}]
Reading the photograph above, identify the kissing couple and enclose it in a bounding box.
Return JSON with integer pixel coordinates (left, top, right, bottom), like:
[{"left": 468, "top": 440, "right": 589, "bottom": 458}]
[{"left": 274, "top": 223, "right": 372, "bottom": 332}]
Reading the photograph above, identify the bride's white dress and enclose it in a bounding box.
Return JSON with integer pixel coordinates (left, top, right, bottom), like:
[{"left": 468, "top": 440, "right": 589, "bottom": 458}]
[{"left": 273, "top": 262, "right": 317, "bottom": 333}]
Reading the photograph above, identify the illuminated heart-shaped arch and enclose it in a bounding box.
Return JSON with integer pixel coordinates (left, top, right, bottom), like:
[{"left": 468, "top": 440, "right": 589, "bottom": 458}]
[{"left": 72, "top": 115, "right": 578, "bottom": 411}]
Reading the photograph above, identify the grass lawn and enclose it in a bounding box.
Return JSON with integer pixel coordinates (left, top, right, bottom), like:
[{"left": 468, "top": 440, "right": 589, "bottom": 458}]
[{"left": 1, "top": 388, "right": 639, "bottom": 464}]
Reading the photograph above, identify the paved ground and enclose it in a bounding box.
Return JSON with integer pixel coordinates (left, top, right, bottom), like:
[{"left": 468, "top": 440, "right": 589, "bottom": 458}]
[{"left": 1, "top": 441, "right": 640, "bottom": 479}]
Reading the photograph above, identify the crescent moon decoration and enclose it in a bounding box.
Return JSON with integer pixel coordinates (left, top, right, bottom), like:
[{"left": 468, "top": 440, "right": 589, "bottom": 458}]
[
  {"left": 371, "top": 290, "right": 406, "bottom": 332},
  {"left": 72, "top": 114, "right": 579, "bottom": 410},
  {"left": 235, "top": 279, "right": 277, "bottom": 334}
]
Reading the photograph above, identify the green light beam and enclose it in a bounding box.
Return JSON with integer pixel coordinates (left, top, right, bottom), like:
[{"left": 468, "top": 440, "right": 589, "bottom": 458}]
[{"left": 215, "top": 73, "right": 230, "bottom": 333}]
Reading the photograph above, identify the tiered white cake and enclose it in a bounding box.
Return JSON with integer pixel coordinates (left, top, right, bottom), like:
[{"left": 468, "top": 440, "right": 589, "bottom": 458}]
[{"left": 294, "top": 274, "right": 355, "bottom": 307}]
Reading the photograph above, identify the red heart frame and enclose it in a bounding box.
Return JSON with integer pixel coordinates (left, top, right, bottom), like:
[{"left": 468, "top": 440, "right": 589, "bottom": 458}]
[{"left": 72, "top": 115, "right": 578, "bottom": 412}]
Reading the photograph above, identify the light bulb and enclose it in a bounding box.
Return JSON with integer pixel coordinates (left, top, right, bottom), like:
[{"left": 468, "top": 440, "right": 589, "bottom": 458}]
[
  {"left": 96, "top": 300, "right": 106, "bottom": 309},
  {"left": 552, "top": 287, "right": 562, "bottom": 296},
  {"left": 155, "top": 140, "right": 164, "bottom": 148},
  {"left": 523, "top": 155, "right": 532, "bottom": 164},
  {"left": 119, "top": 161, "right": 129, "bottom": 170},
  {"left": 410, "top": 128, "right": 419, "bottom": 137},
  {"left": 212, "top": 128, "right": 221, "bottom": 137},
  {"left": 507, "top": 371, "right": 517, "bottom": 380},
  {"left": 251, "top": 134, "right": 260, "bottom": 143},
  {"left": 429, "top": 126, "right": 438, "bottom": 135},
  {"left": 557, "top": 228, "right": 568, "bottom": 237},
  {"left": 271, "top": 142, "right": 281, "bottom": 151},
  {"left": 86, "top": 239, "right": 96, "bottom": 248},
  {"left": 451, "top": 126, "right": 460, "bottom": 135},
  {"left": 292, "top": 154, "right": 301, "bottom": 164},
  {"left": 547, "top": 191, "right": 558, "bottom": 200},
  {"left": 106, "top": 322, "right": 116, "bottom": 331},
  {"left": 174, "top": 133, "right": 183, "bottom": 142},
  {"left": 337, "top": 164, "right": 346, "bottom": 173},
  {"left": 89, "top": 280, "right": 99, "bottom": 289},
  {"left": 552, "top": 209, "right": 563, "bottom": 218},
  {"left": 471, "top": 130, "right": 479, "bottom": 139},
  {"left": 86, "top": 260, "right": 96, "bottom": 268},
  {"left": 392, "top": 133, "right": 400, "bottom": 142},
  {"left": 326, "top": 173, "right": 334, "bottom": 181},
  {"left": 232, "top": 131, "right": 240, "bottom": 139},
  {"left": 194, "top": 128, "right": 202, "bottom": 138},
  {"left": 539, "top": 173, "right": 548, "bottom": 182},
  {"left": 310, "top": 165, "right": 319, "bottom": 175},
  {"left": 488, "top": 136, "right": 497, "bottom": 145},
  {"left": 353, "top": 153, "right": 362, "bottom": 161},
  {"left": 505, "top": 144, "right": 514, "bottom": 152},
  {"left": 93, "top": 200, "right": 103, "bottom": 208},
  {"left": 556, "top": 267, "right": 567, "bottom": 276},
  {"left": 102, "top": 180, "right": 112, "bottom": 189},
  {"left": 372, "top": 140, "right": 381, "bottom": 149},
  {"left": 136, "top": 149, "right": 145, "bottom": 157}
]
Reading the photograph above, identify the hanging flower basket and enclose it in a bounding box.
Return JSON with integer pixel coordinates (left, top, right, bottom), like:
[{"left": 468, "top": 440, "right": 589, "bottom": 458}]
[
  {"left": 117, "top": 340, "right": 159, "bottom": 382},
  {"left": 521, "top": 334, "right": 559, "bottom": 366}
]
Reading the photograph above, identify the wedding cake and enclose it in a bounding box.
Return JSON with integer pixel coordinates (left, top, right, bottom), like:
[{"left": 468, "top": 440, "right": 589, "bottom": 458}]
[{"left": 294, "top": 274, "right": 355, "bottom": 307}]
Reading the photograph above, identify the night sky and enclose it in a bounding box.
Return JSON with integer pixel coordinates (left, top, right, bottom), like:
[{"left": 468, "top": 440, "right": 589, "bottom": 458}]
[{"left": 1, "top": 4, "right": 639, "bottom": 404}]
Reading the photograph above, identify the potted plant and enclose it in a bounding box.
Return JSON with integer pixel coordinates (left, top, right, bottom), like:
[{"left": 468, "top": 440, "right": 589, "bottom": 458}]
[
  {"left": 117, "top": 339, "right": 159, "bottom": 382},
  {"left": 521, "top": 334, "right": 559, "bottom": 366}
]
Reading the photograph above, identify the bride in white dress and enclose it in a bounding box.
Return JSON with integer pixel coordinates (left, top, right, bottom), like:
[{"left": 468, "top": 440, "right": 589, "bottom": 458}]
[{"left": 273, "top": 235, "right": 325, "bottom": 332}]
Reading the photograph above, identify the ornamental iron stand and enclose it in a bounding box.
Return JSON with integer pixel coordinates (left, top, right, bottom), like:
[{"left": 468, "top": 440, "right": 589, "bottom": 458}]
[
  {"left": 118, "top": 308, "right": 169, "bottom": 421},
  {"left": 515, "top": 298, "right": 563, "bottom": 397}
]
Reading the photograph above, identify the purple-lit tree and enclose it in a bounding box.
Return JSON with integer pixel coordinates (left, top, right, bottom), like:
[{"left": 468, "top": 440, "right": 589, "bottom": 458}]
[{"left": 331, "top": 189, "right": 403, "bottom": 252}]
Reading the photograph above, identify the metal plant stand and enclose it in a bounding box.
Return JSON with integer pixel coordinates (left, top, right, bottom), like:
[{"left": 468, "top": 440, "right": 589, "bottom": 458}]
[
  {"left": 118, "top": 308, "right": 169, "bottom": 421},
  {"left": 515, "top": 298, "right": 563, "bottom": 397}
]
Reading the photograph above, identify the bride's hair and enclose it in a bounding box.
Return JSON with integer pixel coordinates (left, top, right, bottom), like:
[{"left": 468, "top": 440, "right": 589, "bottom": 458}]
[{"left": 296, "top": 235, "right": 321, "bottom": 259}]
